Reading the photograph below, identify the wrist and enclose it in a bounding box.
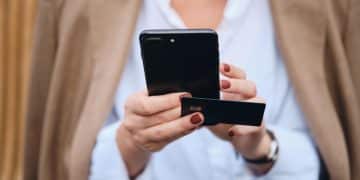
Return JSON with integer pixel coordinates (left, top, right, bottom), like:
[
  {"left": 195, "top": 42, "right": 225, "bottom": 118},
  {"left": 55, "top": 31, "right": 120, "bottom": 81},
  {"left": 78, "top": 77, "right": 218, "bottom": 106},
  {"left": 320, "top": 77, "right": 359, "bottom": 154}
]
[
  {"left": 117, "top": 124, "right": 151, "bottom": 177},
  {"left": 242, "top": 130, "right": 272, "bottom": 159},
  {"left": 117, "top": 124, "right": 148, "bottom": 155},
  {"left": 243, "top": 129, "right": 279, "bottom": 175}
]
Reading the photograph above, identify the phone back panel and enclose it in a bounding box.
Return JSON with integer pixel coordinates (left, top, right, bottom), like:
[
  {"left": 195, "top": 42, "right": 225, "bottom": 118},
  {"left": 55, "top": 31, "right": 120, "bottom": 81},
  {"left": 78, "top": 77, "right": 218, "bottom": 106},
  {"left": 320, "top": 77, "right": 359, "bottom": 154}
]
[{"left": 140, "top": 29, "right": 220, "bottom": 99}]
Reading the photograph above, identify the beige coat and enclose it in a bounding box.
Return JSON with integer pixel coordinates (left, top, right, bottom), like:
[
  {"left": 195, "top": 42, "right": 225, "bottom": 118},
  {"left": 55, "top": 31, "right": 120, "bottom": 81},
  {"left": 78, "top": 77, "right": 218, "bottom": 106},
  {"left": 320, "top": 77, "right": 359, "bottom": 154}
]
[{"left": 24, "top": 0, "right": 360, "bottom": 179}]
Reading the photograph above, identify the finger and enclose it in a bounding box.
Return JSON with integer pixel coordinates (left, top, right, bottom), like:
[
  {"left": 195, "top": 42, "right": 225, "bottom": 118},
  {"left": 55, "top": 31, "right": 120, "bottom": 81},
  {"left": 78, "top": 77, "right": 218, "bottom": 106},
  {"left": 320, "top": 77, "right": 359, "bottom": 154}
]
[
  {"left": 122, "top": 106, "right": 182, "bottom": 133},
  {"left": 222, "top": 93, "right": 266, "bottom": 104},
  {"left": 147, "top": 106, "right": 182, "bottom": 127},
  {"left": 208, "top": 123, "right": 233, "bottom": 141},
  {"left": 140, "top": 113, "right": 204, "bottom": 142},
  {"left": 222, "top": 92, "right": 247, "bottom": 101},
  {"left": 141, "top": 141, "right": 168, "bottom": 152},
  {"left": 245, "top": 96, "right": 266, "bottom": 103},
  {"left": 126, "top": 91, "right": 191, "bottom": 115},
  {"left": 229, "top": 123, "right": 265, "bottom": 137},
  {"left": 220, "top": 79, "right": 257, "bottom": 98},
  {"left": 220, "top": 63, "right": 246, "bottom": 79}
]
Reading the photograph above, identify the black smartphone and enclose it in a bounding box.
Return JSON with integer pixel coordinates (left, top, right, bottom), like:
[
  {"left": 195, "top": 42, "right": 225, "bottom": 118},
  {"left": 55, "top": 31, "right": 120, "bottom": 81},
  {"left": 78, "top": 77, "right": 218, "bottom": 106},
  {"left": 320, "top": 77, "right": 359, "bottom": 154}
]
[
  {"left": 139, "top": 29, "right": 220, "bottom": 99},
  {"left": 139, "top": 29, "right": 265, "bottom": 126}
]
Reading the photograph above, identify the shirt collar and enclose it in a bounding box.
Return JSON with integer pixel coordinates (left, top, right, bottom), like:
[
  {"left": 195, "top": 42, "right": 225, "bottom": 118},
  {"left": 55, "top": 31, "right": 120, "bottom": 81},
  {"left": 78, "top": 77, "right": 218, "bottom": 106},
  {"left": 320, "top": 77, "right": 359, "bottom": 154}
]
[
  {"left": 154, "top": 0, "right": 185, "bottom": 28},
  {"left": 224, "top": 0, "right": 250, "bottom": 20},
  {"left": 153, "top": 0, "right": 250, "bottom": 28}
]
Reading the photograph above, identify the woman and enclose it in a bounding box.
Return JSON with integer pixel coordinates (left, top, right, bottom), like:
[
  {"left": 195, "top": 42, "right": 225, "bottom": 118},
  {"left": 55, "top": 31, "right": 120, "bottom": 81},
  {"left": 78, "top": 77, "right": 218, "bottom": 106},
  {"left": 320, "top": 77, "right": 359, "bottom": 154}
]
[{"left": 25, "top": 0, "right": 360, "bottom": 180}]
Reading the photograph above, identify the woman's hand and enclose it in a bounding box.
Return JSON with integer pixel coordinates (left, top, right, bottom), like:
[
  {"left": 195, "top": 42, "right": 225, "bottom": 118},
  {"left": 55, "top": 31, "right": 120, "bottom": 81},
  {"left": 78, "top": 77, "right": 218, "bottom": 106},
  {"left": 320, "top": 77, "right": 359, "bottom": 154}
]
[
  {"left": 116, "top": 91, "right": 204, "bottom": 177},
  {"left": 208, "top": 63, "right": 271, "bottom": 162}
]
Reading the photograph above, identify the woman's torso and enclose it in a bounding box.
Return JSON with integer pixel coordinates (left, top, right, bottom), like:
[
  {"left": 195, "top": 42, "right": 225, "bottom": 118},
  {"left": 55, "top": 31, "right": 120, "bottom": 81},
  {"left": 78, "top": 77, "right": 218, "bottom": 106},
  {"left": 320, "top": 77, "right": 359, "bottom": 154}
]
[{"left": 95, "top": 0, "right": 312, "bottom": 179}]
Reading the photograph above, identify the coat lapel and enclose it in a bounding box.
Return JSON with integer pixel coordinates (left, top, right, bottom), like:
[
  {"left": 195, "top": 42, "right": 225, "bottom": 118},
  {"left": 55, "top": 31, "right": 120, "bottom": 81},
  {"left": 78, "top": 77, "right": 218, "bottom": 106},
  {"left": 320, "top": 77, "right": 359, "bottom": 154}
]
[
  {"left": 69, "top": 0, "right": 141, "bottom": 179},
  {"left": 270, "top": 0, "right": 349, "bottom": 179}
]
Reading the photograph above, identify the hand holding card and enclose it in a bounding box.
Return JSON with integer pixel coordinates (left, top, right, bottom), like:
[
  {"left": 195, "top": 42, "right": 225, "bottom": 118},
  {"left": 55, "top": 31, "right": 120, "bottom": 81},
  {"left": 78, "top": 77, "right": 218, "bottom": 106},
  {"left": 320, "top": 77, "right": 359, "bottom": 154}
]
[{"left": 181, "top": 97, "right": 265, "bottom": 126}]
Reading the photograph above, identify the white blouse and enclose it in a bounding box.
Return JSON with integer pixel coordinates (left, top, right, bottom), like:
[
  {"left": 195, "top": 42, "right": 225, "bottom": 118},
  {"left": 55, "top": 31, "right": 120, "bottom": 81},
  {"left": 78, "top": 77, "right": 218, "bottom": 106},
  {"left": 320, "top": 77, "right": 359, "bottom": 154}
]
[{"left": 90, "top": 0, "right": 320, "bottom": 179}]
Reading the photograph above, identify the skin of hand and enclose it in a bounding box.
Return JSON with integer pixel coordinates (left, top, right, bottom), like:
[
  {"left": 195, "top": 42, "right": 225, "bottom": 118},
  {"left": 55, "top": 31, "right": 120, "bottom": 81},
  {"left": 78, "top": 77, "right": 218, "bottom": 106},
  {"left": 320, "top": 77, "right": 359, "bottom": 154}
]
[
  {"left": 117, "top": 63, "right": 273, "bottom": 177},
  {"left": 208, "top": 63, "right": 273, "bottom": 173},
  {"left": 116, "top": 91, "right": 204, "bottom": 177}
]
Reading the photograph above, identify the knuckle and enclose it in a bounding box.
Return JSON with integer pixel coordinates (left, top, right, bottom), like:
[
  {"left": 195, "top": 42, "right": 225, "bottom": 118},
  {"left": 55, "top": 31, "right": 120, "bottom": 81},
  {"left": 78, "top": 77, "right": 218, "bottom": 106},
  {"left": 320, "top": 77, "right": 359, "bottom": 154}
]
[
  {"left": 154, "top": 109, "right": 178, "bottom": 124},
  {"left": 232, "top": 128, "right": 245, "bottom": 136},
  {"left": 165, "top": 95, "right": 179, "bottom": 106},
  {"left": 180, "top": 119, "right": 192, "bottom": 131},
  {"left": 171, "top": 94, "right": 181, "bottom": 106},
  {"left": 248, "top": 130, "right": 259, "bottom": 137},
  {"left": 139, "top": 99, "right": 152, "bottom": 115},
  {"left": 233, "top": 67, "right": 246, "bottom": 78},
  {"left": 154, "top": 128, "right": 174, "bottom": 142},
  {"left": 124, "top": 96, "right": 135, "bottom": 111},
  {"left": 240, "top": 71, "right": 247, "bottom": 79},
  {"left": 125, "top": 93, "right": 154, "bottom": 115},
  {"left": 125, "top": 93, "right": 143, "bottom": 111},
  {"left": 143, "top": 143, "right": 163, "bottom": 152},
  {"left": 154, "top": 113, "right": 168, "bottom": 123},
  {"left": 235, "top": 130, "right": 246, "bottom": 136},
  {"left": 246, "top": 81, "right": 257, "bottom": 97},
  {"left": 122, "top": 120, "right": 135, "bottom": 133},
  {"left": 133, "top": 132, "right": 147, "bottom": 145},
  {"left": 153, "top": 128, "right": 165, "bottom": 140}
]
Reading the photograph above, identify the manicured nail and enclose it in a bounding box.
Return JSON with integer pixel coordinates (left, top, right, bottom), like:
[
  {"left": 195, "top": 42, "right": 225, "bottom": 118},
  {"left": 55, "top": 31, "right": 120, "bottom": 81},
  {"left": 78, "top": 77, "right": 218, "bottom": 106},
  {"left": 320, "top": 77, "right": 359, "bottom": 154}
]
[
  {"left": 223, "top": 63, "right": 230, "bottom": 72},
  {"left": 190, "top": 114, "right": 202, "bottom": 124},
  {"left": 228, "top": 131, "right": 234, "bottom": 137},
  {"left": 179, "top": 93, "right": 192, "bottom": 101},
  {"left": 221, "top": 80, "right": 231, "bottom": 89}
]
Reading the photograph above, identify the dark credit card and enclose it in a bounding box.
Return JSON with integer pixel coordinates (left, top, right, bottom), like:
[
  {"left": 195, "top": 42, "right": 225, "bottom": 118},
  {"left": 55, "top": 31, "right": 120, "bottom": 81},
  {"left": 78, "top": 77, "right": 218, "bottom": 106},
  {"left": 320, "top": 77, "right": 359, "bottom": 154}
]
[{"left": 181, "top": 97, "right": 265, "bottom": 126}]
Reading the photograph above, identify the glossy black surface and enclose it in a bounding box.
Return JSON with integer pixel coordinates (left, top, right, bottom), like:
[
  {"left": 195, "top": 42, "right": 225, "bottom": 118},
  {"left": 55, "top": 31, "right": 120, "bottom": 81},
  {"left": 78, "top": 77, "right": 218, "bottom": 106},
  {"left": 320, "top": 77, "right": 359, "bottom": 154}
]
[
  {"left": 181, "top": 97, "right": 265, "bottom": 126},
  {"left": 140, "top": 29, "right": 220, "bottom": 99}
]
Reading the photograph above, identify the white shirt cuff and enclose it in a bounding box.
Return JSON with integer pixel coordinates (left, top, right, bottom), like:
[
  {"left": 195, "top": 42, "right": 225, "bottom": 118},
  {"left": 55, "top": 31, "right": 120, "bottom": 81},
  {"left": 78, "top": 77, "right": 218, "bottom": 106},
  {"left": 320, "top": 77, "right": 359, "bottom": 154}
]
[
  {"left": 262, "top": 125, "right": 320, "bottom": 179},
  {"left": 89, "top": 122, "right": 153, "bottom": 180}
]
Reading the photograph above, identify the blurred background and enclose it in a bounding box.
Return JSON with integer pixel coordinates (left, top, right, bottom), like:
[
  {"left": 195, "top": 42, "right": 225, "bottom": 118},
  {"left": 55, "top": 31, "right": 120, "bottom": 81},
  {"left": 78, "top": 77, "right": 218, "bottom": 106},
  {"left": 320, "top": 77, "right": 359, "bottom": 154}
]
[{"left": 0, "top": 0, "right": 37, "bottom": 179}]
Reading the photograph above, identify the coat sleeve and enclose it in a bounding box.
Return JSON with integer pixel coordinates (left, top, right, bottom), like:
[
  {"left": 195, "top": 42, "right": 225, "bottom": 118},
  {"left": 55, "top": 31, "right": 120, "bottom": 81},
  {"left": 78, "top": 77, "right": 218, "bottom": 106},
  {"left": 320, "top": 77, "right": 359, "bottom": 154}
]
[
  {"left": 344, "top": 0, "right": 360, "bottom": 178},
  {"left": 345, "top": 0, "right": 360, "bottom": 105},
  {"left": 24, "top": 0, "right": 60, "bottom": 179}
]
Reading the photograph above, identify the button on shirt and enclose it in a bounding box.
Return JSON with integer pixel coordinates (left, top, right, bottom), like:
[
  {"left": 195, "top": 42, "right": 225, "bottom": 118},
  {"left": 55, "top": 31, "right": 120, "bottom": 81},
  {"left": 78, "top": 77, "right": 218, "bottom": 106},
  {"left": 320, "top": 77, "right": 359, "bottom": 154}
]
[{"left": 90, "top": 0, "right": 320, "bottom": 179}]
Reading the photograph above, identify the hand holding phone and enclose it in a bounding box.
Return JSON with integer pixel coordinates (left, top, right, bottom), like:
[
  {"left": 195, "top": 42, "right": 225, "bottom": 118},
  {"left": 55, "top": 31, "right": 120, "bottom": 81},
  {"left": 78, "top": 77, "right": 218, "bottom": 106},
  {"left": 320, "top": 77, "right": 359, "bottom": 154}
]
[{"left": 117, "top": 91, "right": 205, "bottom": 176}]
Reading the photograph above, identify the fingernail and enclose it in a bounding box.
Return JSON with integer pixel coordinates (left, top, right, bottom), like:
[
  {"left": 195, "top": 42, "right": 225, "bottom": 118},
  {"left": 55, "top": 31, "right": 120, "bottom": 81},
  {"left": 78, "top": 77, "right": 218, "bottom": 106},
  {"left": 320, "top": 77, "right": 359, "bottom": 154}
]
[
  {"left": 179, "top": 93, "right": 192, "bottom": 101},
  {"left": 223, "top": 63, "right": 230, "bottom": 72},
  {"left": 221, "top": 80, "right": 231, "bottom": 89},
  {"left": 228, "top": 131, "right": 234, "bottom": 137},
  {"left": 190, "top": 114, "right": 203, "bottom": 124}
]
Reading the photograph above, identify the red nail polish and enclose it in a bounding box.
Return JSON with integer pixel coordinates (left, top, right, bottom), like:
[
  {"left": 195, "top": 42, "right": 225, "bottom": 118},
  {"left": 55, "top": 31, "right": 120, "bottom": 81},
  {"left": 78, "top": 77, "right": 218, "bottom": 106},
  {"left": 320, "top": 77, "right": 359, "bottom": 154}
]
[
  {"left": 228, "top": 131, "right": 234, "bottom": 137},
  {"left": 223, "top": 64, "right": 230, "bottom": 72},
  {"left": 190, "top": 114, "right": 202, "bottom": 124},
  {"left": 221, "top": 80, "right": 231, "bottom": 89}
]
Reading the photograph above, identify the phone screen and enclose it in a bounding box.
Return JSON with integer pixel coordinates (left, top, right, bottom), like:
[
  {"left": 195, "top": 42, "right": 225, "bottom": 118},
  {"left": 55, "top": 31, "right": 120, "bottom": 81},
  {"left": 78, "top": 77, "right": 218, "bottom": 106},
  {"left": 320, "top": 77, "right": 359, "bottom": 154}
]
[{"left": 140, "top": 29, "right": 220, "bottom": 99}]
